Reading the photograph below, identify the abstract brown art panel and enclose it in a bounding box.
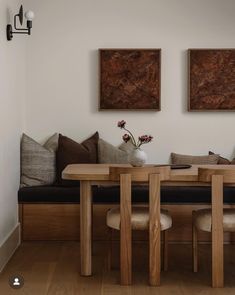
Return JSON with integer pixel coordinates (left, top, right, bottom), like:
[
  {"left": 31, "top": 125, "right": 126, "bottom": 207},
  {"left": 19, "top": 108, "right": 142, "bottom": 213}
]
[
  {"left": 99, "top": 49, "right": 161, "bottom": 110},
  {"left": 189, "top": 49, "right": 235, "bottom": 111}
]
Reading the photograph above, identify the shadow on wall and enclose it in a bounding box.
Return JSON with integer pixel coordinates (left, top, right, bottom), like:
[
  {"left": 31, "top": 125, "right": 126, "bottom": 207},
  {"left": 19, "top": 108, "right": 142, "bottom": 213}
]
[
  {"left": 6, "top": 6, "right": 11, "bottom": 25},
  {"left": 181, "top": 50, "right": 188, "bottom": 113},
  {"left": 89, "top": 50, "right": 99, "bottom": 114},
  {"left": 232, "top": 148, "right": 235, "bottom": 159}
]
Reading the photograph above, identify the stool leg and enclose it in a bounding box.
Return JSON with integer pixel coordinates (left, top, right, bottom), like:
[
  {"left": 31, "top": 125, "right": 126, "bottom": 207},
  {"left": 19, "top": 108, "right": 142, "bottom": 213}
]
[
  {"left": 163, "top": 230, "right": 169, "bottom": 271},
  {"left": 107, "top": 227, "right": 112, "bottom": 271},
  {"left": 192, "top": 211, "right": 198, "bottom": 272}
]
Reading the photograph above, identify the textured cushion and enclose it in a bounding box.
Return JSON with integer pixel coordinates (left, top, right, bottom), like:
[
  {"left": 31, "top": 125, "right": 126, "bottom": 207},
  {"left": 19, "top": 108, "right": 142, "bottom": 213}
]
[
  {"left": 98, "top": 139, "right": 134, "bottom": 164},
  {"left": 106, "top": 206, "right": 172, "bottom": 231},
  {"left": 209, "top": 151, "right": 231, "bottom": 165},
  {"left": 21, "top": 133, "right": 58, "bottom": 187},
  {"left": 119, "top": 141, "right": 136, "bottom": 153},
  {"left": 171, "top": 152, "right": 219, "bottom": 165},
  {"left": 194, "top": 208, "right": 235, "bottom": 232},
  {"left": 56, "top": 132, "right": 99, "bottom": 184}
]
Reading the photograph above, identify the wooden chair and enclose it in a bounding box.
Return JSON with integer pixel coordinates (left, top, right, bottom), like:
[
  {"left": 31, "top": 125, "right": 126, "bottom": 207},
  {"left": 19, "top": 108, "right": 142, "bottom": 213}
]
[
  {"left": 192, "top": 168, "right": 235, "bottom": 288},
  {"left": 106, "top": 166, "right": 172, "bottom": 286}
]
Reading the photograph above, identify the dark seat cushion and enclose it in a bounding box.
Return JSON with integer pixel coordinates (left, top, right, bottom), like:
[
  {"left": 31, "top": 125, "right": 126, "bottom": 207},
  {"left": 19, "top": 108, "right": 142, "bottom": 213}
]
[
  {"left": 94, "top": 186, "right": 235, "bottom": 204},
  {"left": 18, "top": 185, "right": 235, "bottom": 204},
  {"left": 18, "top": 185, "right": 81, "bottom": 203}
]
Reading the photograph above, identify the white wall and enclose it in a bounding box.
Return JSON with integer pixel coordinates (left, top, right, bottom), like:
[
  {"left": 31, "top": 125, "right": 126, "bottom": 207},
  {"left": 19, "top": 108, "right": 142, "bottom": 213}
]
[
  {"left": 24, "top": 0, "right": 235, "bottom": 163},
  {"left": 0, "top": 0, "right": 26, "bottom": 245}
]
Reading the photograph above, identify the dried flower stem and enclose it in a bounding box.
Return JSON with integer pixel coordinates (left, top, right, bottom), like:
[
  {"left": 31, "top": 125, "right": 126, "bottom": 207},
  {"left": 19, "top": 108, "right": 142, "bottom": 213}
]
[{"left": 123, "top": 127, "right": 137, "bottom": 147}]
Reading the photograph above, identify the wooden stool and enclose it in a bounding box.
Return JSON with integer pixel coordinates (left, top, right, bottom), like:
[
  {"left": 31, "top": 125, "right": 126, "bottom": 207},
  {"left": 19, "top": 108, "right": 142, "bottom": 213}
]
[
  {"left": 192, "top": 167, "right": 235, "bottom": 288},
  {"left": 107, "top": 207, "right": 172, "bottom": 272},
  {"left": 106, "top": 165, "right": 171, "bottom": 286}
]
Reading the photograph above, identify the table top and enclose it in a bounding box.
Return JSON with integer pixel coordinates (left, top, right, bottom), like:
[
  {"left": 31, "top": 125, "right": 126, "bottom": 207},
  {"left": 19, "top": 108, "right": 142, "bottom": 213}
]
[{"left": 62, "top": 164, "right": 235, "bottom": 184}]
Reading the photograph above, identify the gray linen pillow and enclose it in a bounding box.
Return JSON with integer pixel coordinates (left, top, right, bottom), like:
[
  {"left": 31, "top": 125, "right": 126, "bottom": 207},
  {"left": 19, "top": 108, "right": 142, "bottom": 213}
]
[
  {"left": 98, "top": 139, "right": 134, "bottom": 164},
  {"left": 171, "top": 152, "right": 219, "bottom": 165},
  {"left": 21, "top": 133, "right": 59, "bottom": 187}
]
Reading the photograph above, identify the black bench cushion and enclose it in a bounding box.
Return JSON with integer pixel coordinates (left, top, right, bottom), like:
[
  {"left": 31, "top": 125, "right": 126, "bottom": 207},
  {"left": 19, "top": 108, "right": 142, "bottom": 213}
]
[{"left": 18, "top": 185, "right": 235, "bottom": 204}]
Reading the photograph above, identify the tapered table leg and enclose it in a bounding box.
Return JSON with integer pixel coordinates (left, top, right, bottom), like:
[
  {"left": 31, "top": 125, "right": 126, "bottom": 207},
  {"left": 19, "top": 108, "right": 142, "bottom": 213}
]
[
  {"left": 120, "top": 174, "right": 132, "bottom": 285},
  {"left": 80, "top": 180, "right": 92, "bottom": 276},
  {"left": 149, "top": 174, "right": 161, "bottom": 286},
  {"left": 212, "top": 175, "right": 224, "bottom": 288}
]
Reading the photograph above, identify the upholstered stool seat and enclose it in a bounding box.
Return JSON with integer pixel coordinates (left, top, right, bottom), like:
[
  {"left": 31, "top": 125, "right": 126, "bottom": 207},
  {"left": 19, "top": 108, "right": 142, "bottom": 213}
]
[
  {"left": 107, "top": 206, "right": 172, "bottom": 231},
  {"left": 193, "top": 208, "right": 235, "bottom": 233}
]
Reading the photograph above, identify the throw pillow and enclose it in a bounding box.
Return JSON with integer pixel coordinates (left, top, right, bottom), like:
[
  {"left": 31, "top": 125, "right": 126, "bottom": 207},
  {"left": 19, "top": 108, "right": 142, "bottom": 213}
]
[
  {"left": 44, "top": 133, "right": 59, "bottom": 151},
  {"left": 209, "top": 151, "right": 231, "bottom": 165},
  {"left": 171, "top": 152, "right": 219, "bottom": 165},
  {"left": 98, "top": 139, "right": 135, "bottom": 164},
  {"left": 119, "top": 140, "right": 136, "bottom": 153},
  {"left": 21, "top": 133, "right": 59, "bottom": 187},
  {"left": 56, "top": 132, "right": 99, "bottom": 184}
]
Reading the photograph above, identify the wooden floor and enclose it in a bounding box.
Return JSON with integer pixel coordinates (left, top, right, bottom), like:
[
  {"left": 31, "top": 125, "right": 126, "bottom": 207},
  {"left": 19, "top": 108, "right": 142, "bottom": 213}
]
[{"left": 1, "top": 242, "right": 235, "bottom": 294}]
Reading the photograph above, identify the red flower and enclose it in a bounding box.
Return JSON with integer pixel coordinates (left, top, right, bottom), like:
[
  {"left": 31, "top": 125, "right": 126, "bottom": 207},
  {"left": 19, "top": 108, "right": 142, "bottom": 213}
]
[
  {"left": 117, "top": 120, "right": 153, "bottom": 148},
  {"left": 117, "top": 120, "right": 126, "bottom": 129},
  {"left": 139, "top": 135, "right": 153, "bottom": 144},
  {"left": 148, "top": 135, "right": 153, "bottom": 142},
  {"left": 122, "top": 134, "right": 131, "bottom": 143}
]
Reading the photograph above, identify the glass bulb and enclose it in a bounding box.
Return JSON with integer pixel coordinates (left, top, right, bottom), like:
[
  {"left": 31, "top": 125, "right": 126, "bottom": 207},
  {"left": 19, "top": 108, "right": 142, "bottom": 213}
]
[{"left": 25, "top": 10, "right": 35, "bottom": 21}]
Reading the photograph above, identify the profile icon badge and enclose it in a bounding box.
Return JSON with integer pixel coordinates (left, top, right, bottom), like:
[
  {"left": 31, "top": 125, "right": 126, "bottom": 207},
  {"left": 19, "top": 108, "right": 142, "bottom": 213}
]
[{"left": 9, "top": 275, "right": 24, "bottom": 289}]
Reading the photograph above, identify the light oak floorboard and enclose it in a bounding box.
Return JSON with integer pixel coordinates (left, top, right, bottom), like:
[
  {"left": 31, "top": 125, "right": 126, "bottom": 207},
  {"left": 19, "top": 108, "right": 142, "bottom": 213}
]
[{"left": 1, "top": 242, "right": 235, "bottom": 294}]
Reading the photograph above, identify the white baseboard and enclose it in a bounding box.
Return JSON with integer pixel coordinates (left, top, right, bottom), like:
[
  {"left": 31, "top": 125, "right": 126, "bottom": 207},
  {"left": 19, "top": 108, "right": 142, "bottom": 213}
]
[{"left": 0, "top": 223, "right": 21, "bottom": 272}]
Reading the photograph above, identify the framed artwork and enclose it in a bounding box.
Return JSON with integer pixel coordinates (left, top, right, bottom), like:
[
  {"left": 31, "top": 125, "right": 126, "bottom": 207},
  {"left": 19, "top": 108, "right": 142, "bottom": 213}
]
[
  {"left": 188, "top": 49, "right": 235, "bottom": 111},
  {"left": 99, "top": 49, "right": 161, "bottom": 110}
]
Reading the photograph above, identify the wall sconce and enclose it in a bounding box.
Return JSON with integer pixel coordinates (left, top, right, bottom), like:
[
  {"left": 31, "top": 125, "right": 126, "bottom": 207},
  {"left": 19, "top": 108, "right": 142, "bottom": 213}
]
[{"left": 7, "top": 5, "right": 35, "bottom": 41}]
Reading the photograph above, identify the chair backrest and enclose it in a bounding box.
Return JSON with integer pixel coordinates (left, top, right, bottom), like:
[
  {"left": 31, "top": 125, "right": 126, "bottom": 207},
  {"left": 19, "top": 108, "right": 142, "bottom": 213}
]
[
  {"left": 108, "top": 165, "right": 171, "bottom": 285},
  {"left": 198, "top": 167, "right": 235, "bottom": 283},
  {"left": 198, "top": 168, "right": 235, "bottom": 184},
  {"left": 109, "top": 166, "right": 170, "bottom": 182}
]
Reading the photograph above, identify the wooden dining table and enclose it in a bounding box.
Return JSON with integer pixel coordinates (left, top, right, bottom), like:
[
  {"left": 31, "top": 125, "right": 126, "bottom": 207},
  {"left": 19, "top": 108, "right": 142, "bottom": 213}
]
[{"left": 62, "top": 163, "right": 235, "bottom": 287}]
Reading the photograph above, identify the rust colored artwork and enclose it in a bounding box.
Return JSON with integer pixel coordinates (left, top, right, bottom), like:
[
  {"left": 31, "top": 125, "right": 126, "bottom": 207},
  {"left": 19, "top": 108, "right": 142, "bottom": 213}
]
[
  {"left": 99, "top": 49, "right": 161, "bottom": 110},
  {"left": 189, "top": 49, "right": 235, "bottom": 111}
]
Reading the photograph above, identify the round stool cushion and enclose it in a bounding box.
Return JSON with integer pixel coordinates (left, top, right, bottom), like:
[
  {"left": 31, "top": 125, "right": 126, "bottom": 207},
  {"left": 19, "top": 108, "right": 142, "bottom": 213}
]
[
  {"left": 106, "top": 206, "right": 172, "bottom": 231},
  {"left": 194, "top": 208, "right": 235, "bottom": 232}
]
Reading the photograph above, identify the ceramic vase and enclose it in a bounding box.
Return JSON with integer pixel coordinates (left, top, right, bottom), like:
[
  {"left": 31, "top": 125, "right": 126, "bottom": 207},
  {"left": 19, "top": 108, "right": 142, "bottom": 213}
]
[{"left": 129, "top": 148, "right": 147, "bottom": 167}]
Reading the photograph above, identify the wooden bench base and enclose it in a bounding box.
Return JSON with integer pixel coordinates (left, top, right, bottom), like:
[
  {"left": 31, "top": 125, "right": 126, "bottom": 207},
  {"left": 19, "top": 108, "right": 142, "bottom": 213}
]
[{"left": 19, "top": 203, "right": 235, "bottom": 243}]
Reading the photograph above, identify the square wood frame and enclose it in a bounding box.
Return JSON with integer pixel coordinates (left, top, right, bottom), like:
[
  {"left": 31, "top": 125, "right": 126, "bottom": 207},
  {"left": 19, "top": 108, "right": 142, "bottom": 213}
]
[
  {"left": 188, "top": 48, "right": 235, "bottom": 112},
  {"left": 99, "top": 48, "right": 161, "bottom": 111}
]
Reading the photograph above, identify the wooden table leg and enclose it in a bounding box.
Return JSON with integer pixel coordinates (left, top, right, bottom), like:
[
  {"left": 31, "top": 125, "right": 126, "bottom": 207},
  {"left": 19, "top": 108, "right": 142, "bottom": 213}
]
[
  {"left": 80, "top": 180, "right": 92, "bottom": 276},
  {"left": 212, "top": 175, "right": 224, "bottom": 288},
  {"left": 120, "top": 174, "right": 132, "bottom": 285},
  {"left": 149, "top": 174, "right": 161, "bottom": 286}
]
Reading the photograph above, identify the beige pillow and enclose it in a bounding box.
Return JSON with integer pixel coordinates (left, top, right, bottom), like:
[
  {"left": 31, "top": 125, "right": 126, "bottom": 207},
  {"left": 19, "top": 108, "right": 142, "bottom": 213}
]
[
  {"left": 98, "top": 139, "right": 134, "bottom": 164},
  {"left": 171, "top": 152, "right": 219, "bottom": 165},
  {"left": 21, "top": 133, "right": 59, "bottom": 187},
  {"left": 44, "top": 133, "right": 59, "bottom": 152},
  {"left": 209, "top": 151, "right": 231, "bottom": 165}
]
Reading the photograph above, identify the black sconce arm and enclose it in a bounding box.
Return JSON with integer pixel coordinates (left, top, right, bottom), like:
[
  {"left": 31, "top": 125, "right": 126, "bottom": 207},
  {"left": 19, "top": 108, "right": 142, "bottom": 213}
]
[
  {"left": 6, "top": 5, "right": 34, "bottom": 41},
  {"left": 14, "top": 15, "right": 28, "bottom": 31}
]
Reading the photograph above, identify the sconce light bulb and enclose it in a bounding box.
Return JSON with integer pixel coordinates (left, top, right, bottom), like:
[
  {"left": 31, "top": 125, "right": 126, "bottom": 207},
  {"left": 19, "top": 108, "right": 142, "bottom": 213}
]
[{"left": 25, "top": 10, "right": 35, "bottom": 21}]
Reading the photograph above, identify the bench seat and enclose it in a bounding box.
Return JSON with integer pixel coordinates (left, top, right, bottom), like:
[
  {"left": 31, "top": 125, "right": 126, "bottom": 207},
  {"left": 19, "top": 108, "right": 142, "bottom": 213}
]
[
  {"left": 18, "top": 185, "right": 235, "bottom": 204},
  {"left": 18, "top": 185, "right": 235, "bottom": 242}
]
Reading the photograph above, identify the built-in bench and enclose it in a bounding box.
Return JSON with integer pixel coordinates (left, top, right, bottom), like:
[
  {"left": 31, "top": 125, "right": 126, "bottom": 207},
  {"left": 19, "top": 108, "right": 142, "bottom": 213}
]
[{"left": 18, "top": 186, "right": 235, "bottom": 243}]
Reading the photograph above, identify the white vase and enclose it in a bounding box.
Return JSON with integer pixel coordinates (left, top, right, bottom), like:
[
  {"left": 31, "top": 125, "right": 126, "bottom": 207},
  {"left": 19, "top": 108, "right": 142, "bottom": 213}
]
[{"left": 129, "top": 148, "right": 147, "bottom": 167}]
